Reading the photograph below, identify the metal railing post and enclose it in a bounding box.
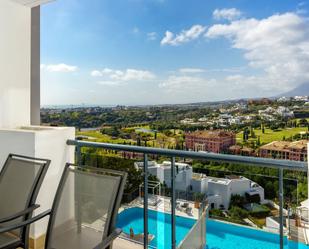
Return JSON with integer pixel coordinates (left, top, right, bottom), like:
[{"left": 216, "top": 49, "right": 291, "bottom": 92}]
[
  {"left": 171, "top": 157, "right": 176, "bottom": 249},
  {"left": 75, "top": 145, "right": 82, "bottom": 233},
  {"left": 143, "top": 154, "right": 149, "bottom": 249},
  {"left": 279, "top": 168, "right": 284, "bottom": 249},
  {"left": 76, "top": 145, "right": 81, "bottom": 167}
]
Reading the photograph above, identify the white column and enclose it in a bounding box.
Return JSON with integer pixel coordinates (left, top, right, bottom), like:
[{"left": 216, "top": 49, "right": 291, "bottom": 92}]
[
  {"left": 0, "top": 0, "right": 32, "bottom": 128},
  {"left": 31, "top": 6, "right": 41, "bottom": 125},
  {"left": 0, "top": 1, "right": 42, "bottom": 128}
]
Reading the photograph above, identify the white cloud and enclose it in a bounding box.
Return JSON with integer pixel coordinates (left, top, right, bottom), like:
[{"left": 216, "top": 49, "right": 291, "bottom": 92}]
[
  {"left": 161, "top": 25, "right": 206, "bottom": 46},
  {"left": 41, "top": 63, "right": 78, "bottom": 72},
  {"left": 147, "top": 32, "right": 157, "bottom": 41},
  {"left": 179, "top": 68, "right": 206, "bottom": 73},
  {"left": 111, "top": 69, "right": 155, "bottom": 81},
  {"left": 91, "top": 70, "right": 103, "bottom": 77},
  {"left": 213, "top": 8, "right": 242, "bottom": 21},
  {"left": 159, "top": 75, "right": 216, "bottom": 90},
  {"left": 91, "top": 68, "right": 156, "bottom": 81},
  {"left": 98, "top": 81, "right": 122, "bottom": 86},
  {"left": 161, "top": 31, "right": 174, "bottom": 45},
  {"left": 158, "top": 72, "right": 288, "bottom": 101},
  {"left": 206, "top": 12, "right": 309, "bottom": 91}
]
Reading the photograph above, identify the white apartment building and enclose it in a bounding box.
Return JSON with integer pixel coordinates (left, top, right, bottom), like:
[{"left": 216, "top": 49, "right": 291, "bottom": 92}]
[
  {"left": 135, "top": 160, "right": 265, "bottom": 210},
  {"left": 294, "top": 96, "right": 309, "bottom": 102},
  {"left": 276, "top": 106, "right": 294, "bottom": 118},
  {"left": 134, "top": 161, "right": 193, "bottom": 192},
  {"left": 191, "top": 174, "right": 265, "bottom": 210},
  {"left": 258, "top": 106, "right": 294, "bottom": 119}
]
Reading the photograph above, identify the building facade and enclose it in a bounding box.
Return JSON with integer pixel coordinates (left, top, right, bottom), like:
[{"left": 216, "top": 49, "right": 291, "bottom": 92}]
[
  {"left": 185, "top": 130, "right": 236, "bottom": 153},
  {"left": 191, "top": 174, "right": 265, "bottom": 210},
  {"left": 134, "top": 161, "right": 193, "bottom": 192},
  {"left": 259, "top": 140, "right": 308, "bottom": 161}
]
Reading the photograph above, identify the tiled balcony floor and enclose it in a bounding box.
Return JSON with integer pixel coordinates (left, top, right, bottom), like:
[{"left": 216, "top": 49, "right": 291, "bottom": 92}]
[
  {"left": 114, "top": 237, "right": 144, "bottom": 249},
  {"left": 28, "top": 237, "right": 143, "bottom": 249}
]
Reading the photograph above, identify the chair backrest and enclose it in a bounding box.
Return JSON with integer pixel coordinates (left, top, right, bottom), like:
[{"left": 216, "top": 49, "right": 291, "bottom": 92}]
[
  {"left": 0, "top": 154, "right": 50, "bottom": 237},
  {"left": 45, "top": 163, "right": 127, "bottom": 249}
]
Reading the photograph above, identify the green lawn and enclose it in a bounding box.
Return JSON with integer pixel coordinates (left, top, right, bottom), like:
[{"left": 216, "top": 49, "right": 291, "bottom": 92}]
[
  {"left": 77, "top": 130, "right": 135, "bottom": 144},
  {"left": 77, "top": 128, "right": 178, "bottom": 148},
  {"left": 237, "top": 127, "right": 308, "bottom": 145}
]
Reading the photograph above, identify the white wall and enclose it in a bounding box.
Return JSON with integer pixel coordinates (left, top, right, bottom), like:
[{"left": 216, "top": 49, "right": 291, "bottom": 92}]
[
  {"left": 230, "top": 178, "right": 250, "bottom": 196},
  {"left": 208, "top": 182, "right": 230, "bottom": 209},
  {"left": 0, "top": 126, "right": 75, "bottom": 239},
  {"left": 161, "top": 167, "right": 192, "bottom": 191},
  {"left": 207, "top": 195, "right": 222, "bottom": 209},
  {"left": 191, "top": 178, "right": 208, "bottom": 193},
  {"left": 0, "top": 0, "right": 32, "bottom": 128}
]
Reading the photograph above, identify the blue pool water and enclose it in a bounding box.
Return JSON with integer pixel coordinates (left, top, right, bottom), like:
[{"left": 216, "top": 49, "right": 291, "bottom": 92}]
[{"left": 117, "top": 207, "right": 308, "bottom": 249}]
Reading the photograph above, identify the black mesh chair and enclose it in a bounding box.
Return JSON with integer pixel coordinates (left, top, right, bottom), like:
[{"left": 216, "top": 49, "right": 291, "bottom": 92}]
[
  {"left": 0, "top": 163, "right": 127, "bottom": 249},
  {"left": 0, "top": 154, "right": 50, "bottom": 249},
  {"left": 45, "top": 164, "right": 127, "bottom": 249}
]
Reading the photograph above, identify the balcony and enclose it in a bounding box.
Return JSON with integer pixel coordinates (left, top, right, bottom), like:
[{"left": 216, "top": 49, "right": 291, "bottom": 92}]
[
  {"left": 4, "top": 139, "right": 308, "bottom": 249},
  {"left": 66, "top": 139, "right": 308, "bottom": 249},
  {"left": 0, "top": 132, "right": 307, "bottom": 249}
]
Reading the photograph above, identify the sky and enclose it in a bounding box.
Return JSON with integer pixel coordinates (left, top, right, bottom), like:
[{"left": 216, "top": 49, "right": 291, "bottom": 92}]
[{"left": 41, "top": 0, "right": 309, "bottom": 106}]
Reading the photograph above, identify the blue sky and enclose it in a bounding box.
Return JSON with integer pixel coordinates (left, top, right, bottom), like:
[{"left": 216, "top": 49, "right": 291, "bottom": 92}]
[{"left": 41, "top": 0, "right": 309, "bottom": 106}]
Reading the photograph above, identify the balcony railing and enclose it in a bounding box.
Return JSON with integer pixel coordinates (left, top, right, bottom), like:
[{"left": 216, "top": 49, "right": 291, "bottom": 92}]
[{"left": 67, "top": 139, "right": 308, "bottom": 249}]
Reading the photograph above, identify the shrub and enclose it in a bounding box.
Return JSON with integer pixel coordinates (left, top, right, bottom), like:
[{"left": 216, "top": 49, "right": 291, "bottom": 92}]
[
  {"left": 230, "top": 194, "right": 246, "bottom": 208},
  {"left": 229, "top": 206, "right": 249, "bottom": 220},
  {"left": 209, "top": 209, "right": 224, "bottom": 218}
]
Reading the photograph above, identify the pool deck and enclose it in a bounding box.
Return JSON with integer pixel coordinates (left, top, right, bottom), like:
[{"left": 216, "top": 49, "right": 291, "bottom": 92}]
[
  {"left": 120, "top": 196, "right": 200, "bottom": 220},
  {"left": 114, "top": 237, "right": 144, "bottom": 249}
]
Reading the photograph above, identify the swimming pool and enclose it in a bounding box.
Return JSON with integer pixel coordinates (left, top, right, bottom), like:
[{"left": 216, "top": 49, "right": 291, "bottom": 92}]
[{"left": 117, "top": 207, "right": 308, "bottom": 249}]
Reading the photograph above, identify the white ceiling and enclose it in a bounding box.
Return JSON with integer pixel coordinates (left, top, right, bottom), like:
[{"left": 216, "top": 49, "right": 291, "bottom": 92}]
[{"left": 11, "top": 0, "right": 54, "bottom": 7}]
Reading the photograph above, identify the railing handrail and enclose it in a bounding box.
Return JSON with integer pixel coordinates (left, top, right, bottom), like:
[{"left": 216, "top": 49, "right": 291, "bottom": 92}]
[{"left": 67, "top": 139, "right": 307, "bottom": 172}]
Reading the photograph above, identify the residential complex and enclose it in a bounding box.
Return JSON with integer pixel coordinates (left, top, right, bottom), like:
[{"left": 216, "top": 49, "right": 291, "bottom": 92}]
[
  {"left": 259, "top": 140, "right": 308, "bottom": 161},
  {"left": 185, "top": 130, "right": 236, "bottom": 153},
  {"left": 191, "top": 174, "right": 264, "bottom": 210},
  {"left": 135, "top": 160, "right": 265, "bottom": 210},
  {"left": 258, "top": 106, "right": 294, "bottom": 119}
]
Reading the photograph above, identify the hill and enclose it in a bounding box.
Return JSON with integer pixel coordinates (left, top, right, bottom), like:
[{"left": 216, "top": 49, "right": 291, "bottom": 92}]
[{"left": 278, "top": 83, "right": 309, "bottom": 97}]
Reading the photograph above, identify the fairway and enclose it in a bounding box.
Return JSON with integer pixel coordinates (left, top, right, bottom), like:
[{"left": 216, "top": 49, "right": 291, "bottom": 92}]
[
  {"left": 237, "top": 127, "right": 308, "bottom": 145},
  {"left": 77, "top": 127, "right": 180, "bottom": 149}
]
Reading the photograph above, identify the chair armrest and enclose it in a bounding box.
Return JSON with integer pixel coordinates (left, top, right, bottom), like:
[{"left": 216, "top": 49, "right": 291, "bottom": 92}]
[
  {"left": 0, "top": 204, "right": 40, "bottom": 224},
  {"left": 0, "top": 209, "right": 51, "bottom": 234},
  {"left": 93, "top": 228, "right": 122, "bottom": 249}
]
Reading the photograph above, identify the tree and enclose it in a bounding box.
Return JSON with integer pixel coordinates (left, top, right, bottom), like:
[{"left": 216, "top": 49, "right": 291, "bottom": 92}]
[
  {"left": 256, "top": 136, "right": 261, "bottom": 146},
  {"left": 230, "top": 194, "right": 246, "bottom": 208},
  {"left": 243, "top": 128, "right": 249, "bottom": 142},
  {"left": 299, "top": 118, "right": 308, "bottom": 127}
]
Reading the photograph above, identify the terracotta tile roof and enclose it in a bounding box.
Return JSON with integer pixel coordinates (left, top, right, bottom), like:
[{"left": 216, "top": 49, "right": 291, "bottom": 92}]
[
  {"left": 260, "top": 140, "right": 308, "bottom": 151},
  {"left": 186, "top": 130, "right": 235, "bottom": 139}
]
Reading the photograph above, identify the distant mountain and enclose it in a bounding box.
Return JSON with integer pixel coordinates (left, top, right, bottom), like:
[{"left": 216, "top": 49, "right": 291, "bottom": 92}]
[{"left": 278, "top": 83, "right": 309, "bottom": 97}]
